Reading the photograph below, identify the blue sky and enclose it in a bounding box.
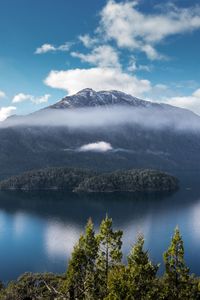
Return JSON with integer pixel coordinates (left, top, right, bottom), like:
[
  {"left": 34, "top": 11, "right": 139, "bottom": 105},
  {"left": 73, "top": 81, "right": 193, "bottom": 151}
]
[{"left": 0, "top": 0, "right": 200, "bottom": 119}]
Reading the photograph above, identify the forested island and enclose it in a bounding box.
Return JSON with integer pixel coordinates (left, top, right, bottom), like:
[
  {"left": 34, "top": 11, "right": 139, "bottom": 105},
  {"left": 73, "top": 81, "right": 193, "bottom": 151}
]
[
  {"left": 0, "top": 167, "right": 178, "bottom": 192},
  {"left": 0, "top": 217, "right": 199, "bottom": 299}
]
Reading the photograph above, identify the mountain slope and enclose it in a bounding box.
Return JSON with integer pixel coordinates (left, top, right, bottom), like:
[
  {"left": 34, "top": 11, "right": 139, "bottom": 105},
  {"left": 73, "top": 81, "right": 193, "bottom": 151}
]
[{"left": 0, "top": 88, "right": 200, "bottom": 179}]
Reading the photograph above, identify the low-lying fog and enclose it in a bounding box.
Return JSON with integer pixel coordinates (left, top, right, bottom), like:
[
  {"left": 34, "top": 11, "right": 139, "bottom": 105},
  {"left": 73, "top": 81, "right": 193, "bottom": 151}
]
[{"left": 1, "top": 105, "right": 200, "bottom": 132}]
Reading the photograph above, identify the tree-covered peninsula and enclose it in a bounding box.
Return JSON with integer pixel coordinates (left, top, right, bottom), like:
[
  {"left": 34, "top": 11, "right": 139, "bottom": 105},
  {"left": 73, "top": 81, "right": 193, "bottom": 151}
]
[
  {"left": 0, "top": 167, "right": 178, "bottom": 192},
  {"left": 0, "top": 217, "right": 199, "bottom": 299}
]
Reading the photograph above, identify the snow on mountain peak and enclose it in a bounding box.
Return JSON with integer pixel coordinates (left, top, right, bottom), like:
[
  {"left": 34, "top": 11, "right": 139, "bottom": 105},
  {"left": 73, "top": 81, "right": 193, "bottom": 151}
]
[{"left": 50, "top": 88, "right": 155, "bottom": 109}]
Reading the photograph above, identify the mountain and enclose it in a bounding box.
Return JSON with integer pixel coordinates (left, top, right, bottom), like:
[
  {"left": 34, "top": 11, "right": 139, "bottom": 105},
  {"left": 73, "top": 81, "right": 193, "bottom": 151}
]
[
  {"left": 0, "top": 88, "right": 200, "bottom": 179},
  {"left": 50, "top": 88, "right": 159, "bottom": 109}
]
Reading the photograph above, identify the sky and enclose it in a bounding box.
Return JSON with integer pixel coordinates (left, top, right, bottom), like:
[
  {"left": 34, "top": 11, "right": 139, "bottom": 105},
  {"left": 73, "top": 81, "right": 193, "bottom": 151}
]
[{"left": 0, "top": 0, "right": 200, "bottom": 120}]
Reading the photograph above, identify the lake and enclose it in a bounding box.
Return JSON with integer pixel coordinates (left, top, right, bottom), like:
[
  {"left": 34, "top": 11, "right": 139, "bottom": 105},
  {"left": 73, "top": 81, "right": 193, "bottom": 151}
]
[{"left": 0, "top": 172, "right": 200, "bottom": 283}]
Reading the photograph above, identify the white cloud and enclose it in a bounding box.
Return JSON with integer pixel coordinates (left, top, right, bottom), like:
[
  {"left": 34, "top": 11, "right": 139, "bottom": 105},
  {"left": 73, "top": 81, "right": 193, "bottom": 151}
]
[
  {"left": 79, "top": 34, "right": 98, "bottom": 48},
  {"left": 12, "top": 93, "right": 51, "bottom": 104},
  {"left": 35, "top": 44, "right": 55, "bottom": 54},
  {"left": 35, "top": 42, "right": 71, "bottom": 54},
  {"left": 0, "top": 106, "right": 16, "bottom": 121},
  {"left": 99, "top": 0, "right": 200, "bottom": 60},
  {"left": 71, "top": 45, "right": 120, "bottom": 68},
  {"left": 44, "top": 67, "right": 151, "bottom": 96},
  {"left": 141, "top": 44, "right": 165, "bottom": 61},
  {"left": 78, "top": 141, "right": 113, "bottom": 152},
  {"left": 162, "top": 88, "right": 200, "bottom": 115},
  {"left": 12, "top": 93, "right": 32, "bottom": 103},
  {"left": 0, "top": 90, "right": 6, "bottom": 99},
  {"left": 127, "top": 56, "right": 151, "bottom": 72}
]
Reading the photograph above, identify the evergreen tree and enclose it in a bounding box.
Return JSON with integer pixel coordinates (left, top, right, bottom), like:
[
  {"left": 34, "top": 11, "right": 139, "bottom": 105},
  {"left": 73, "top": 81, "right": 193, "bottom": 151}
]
[
  {"left": 96, "top": 216, "right": 123, "bottom": 299},
  {"left": 163, "top": 227, "right": 197, "bottom": 300},
  {"left": 107, "top": 234, "right": 159, "bottom": 300},
  {"left": 126, "top": 234, "right": 159, "bottom": 299},
  {"left": 65, "top": 219, "right": 98, "bottom": 299},
  {"left": 65, "top": 235, "right": 86, "bottom": 299},
  {"left": 83, "top": 218, "right": 98, "bottom": 299}
]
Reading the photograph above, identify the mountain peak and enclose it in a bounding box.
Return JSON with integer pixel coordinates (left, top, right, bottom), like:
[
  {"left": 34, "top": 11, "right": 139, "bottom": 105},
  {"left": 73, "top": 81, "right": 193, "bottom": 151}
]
[
  {"left": 49, "top": 88, "right": 156, "bottom": 110},
  {"left": 76, "top": 88, "right": 96, "bottom": 95}
]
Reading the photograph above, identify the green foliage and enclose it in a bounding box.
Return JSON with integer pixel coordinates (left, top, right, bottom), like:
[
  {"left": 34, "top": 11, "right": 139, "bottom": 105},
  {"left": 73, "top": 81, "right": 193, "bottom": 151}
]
[
  {"left": 106, "top": 235, "right": 159, "bottom": 300},
  {"left": 126, "top": 234, "right": 159, "bottom": 299},
  {"left": 1, "top": 220, "right": 200, "bottom": 300},
  {"left": 96, "top": 216, "right": 123, "bottom": 298},
  {"left": 64, "top": 219, "right": 98, "bottom": 299},
  {"left": 0, "top": 272, "right": 65, "bottom": 300},
  {"left": 106, "top": 265, "right": 130, "bottom": 300},
  {"left": 163, "top": 227, "right": 199, "bottom": 299}
]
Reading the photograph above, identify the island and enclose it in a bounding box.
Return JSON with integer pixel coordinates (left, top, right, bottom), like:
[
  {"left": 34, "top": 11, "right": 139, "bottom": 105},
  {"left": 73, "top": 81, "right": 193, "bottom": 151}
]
[
  {"left": 0, "top": 167, "right": 179, "bottom": 192},
  {"left": 74, "top": 169, "right": 179, "bottom": 192}
]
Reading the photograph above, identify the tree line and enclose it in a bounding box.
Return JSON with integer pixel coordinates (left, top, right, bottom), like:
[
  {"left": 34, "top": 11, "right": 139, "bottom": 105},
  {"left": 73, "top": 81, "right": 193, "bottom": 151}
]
[{"left": 1, "top": 216, "right": 200, "bottom": 299}]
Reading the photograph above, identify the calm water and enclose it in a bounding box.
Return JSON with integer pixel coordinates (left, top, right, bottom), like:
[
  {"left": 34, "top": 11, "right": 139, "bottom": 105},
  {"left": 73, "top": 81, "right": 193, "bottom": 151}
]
[{"left": 0, "top": 173, "right": 200, "bottom": 282}]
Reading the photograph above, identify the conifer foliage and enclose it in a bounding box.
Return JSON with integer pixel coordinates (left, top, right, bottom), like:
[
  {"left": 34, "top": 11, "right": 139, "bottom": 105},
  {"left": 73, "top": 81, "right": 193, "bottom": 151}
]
[
  {"left": 106, "top": 234, "right": 159, "bottom": 300},
  {"left": 163, "top": 227, "right": 199, "bottom": 299},
  {"left": 65, "top": 218, "right": 98, "bottom": 299},
  {"left": 1, "top": 218, "right": 200, "bottom": 300},
  {"left": 96, "top": 216, "right": 123, "bottom": 298}
]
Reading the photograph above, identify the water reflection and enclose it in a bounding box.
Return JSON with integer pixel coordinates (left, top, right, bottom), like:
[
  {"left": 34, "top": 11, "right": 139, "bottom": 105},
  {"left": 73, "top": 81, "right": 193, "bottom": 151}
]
[
  {"left": 0, "top": 184, "right": 200, "bottom": 281},
  {"left": 45, "top": 221, "right": 81, "bottom": 258}
]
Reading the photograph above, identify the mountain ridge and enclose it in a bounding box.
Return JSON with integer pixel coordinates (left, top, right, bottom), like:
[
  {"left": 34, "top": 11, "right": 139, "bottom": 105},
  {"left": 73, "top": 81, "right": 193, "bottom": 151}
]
[
  {"left": 48, "top": 88, "right": 199, "bottom": 120},
  {"left": 3, "top": 88, "right": 200, "bottom": 123},
  {"left": 50, "top": 88, "right": 152, "bottom": 109},
  {"left": 49, "top": 88, "right": 176, "bottom": 111}
]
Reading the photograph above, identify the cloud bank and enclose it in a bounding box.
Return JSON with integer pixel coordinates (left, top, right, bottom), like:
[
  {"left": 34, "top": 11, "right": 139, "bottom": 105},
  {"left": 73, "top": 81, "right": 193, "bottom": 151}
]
[
  {"left": 160, "top": 88, "right": 200, "bottom": 115},
  {"left": 0, "top": 106, "right": 16, "bottom": 121},
  {"left": 78, "top": 141, "right": 113, "bottom": 152},
  {"left": 2, "top": 105, "right": 200, "bottom": 132},
  {"left": 44, "top": 67, "right": 151, "bottom": 97}
]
